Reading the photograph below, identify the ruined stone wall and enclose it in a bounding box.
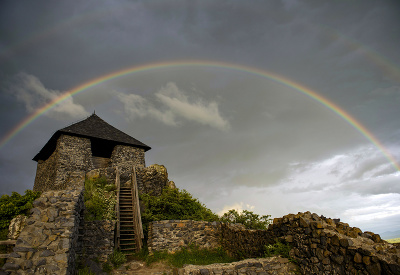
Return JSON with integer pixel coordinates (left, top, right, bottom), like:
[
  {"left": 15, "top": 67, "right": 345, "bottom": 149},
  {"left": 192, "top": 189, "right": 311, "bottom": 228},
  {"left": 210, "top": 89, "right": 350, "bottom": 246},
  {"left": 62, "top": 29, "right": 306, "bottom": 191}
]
[
  {"left": 136, "top": 164, "right": 175, "bottom": 196},
  {"left": 147, "top": 220, "right": 269, "bottom": 257},
  {"left": 270, "top": 212, "right": 400, "bottom": 274},
  {"left": 33, "top": 135, "right": 93, "bottom": 192},
  {"left": 80, "top": 220, "right": 115, "bottom": 262},
  {"left": 111, "top": 145, "right": 145, "bottom": 175},
  {"left": 148, "top": 220, "right": 221, "bottom": 254},
  {"left": 86, "top": 167, "right": 117, "bottom": 186},
  {"left": 219, "top": 223, "right": 274, "bottom": 259},
  {"left": 2, "top": 187, "right": 85, "bottom": 274},
  {"left": 148, "top": 213, "right": 400, "bottom": 274}
]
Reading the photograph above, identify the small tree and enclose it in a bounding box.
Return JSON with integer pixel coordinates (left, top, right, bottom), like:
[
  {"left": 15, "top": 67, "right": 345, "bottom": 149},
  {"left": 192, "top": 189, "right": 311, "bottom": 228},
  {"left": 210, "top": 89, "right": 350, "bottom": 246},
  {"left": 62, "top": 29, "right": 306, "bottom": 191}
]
[{"left": 219, "top": 209, "right": 271, "bottom": 230}]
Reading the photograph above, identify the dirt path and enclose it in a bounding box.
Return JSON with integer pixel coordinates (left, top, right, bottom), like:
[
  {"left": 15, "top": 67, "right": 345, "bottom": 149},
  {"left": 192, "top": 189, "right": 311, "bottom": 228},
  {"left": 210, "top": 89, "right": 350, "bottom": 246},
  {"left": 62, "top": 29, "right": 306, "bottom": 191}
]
[{"left": 111, "top": 260, "right": 175, "bottom": 275}]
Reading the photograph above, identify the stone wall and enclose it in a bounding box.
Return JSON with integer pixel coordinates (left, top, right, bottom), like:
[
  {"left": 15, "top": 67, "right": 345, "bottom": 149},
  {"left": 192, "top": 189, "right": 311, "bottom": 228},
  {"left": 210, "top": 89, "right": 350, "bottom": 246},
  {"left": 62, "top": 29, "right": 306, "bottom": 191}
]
[
  {"left": 2, "top": 187, "right": 85, "bottom": 274},
  {"left": 34, "top": 135, "right": 93, "bottom": 192},
  {"left": 269, "top": 211, "right": 400, "bottom": 274},
  {"left": 111, "top": 145, "right": 145, "bottom": 175},
  {"left": 92, "top": 156, "right": 111, "bottom": 169},
  {"left": 148, "top": 220, "right": 221, "bottom": 254},
  {"left": 80, "top": 220, "right": 115, "bottom": 262},
  {"left": 86, "top": 167, "right": 117, "bottom": 186},
  {"left": 136, "top": 164, "right": 175, "bottom": 196},
  {"left": 33, "top": 149, "right": 58, "bottom": 193},
  {"left": 219, "top": 223, "right": 274, "bottom": 259},
  {"left": 148, "top": 213, "right": 400, "bottom": 274}
]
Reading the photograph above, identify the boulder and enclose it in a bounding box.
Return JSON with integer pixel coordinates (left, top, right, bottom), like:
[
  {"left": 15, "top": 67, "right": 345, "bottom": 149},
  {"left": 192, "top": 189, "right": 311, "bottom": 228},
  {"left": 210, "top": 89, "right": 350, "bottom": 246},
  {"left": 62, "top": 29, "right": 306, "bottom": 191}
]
[{"left": 7, "top": 215, "right": 27, "bottom": 240}]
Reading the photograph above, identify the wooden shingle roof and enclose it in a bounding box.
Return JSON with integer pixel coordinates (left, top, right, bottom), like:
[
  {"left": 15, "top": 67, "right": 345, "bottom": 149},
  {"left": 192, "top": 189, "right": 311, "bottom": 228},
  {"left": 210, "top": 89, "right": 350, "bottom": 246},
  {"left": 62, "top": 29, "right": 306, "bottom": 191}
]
[{"left": 33, "top": 114, "right": 151, "bottom": 161}]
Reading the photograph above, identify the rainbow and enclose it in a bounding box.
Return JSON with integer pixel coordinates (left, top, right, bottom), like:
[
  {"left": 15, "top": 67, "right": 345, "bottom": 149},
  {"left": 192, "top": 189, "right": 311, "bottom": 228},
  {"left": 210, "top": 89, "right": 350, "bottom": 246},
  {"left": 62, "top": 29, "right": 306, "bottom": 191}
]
[{"left": 1, "top": 60, "right": 399, "bottom": 171}]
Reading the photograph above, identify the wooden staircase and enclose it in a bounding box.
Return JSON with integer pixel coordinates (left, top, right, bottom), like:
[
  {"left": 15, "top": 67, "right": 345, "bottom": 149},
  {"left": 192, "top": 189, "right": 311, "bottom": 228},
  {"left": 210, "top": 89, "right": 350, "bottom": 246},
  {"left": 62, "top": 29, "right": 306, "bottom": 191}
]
[
  {"left": 115, "top": 167, "right": 143, "bottom": 255},
  {"left": 118, "top": 186, "right": 138, "bottom": 255}
]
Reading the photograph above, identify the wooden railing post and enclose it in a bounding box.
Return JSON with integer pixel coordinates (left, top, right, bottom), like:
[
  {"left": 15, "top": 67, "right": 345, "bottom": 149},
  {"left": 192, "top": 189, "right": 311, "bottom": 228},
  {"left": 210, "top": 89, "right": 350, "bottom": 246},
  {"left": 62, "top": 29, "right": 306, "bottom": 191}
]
[{"left": 0, "top": 240, "right": 17, "bottom": 258}]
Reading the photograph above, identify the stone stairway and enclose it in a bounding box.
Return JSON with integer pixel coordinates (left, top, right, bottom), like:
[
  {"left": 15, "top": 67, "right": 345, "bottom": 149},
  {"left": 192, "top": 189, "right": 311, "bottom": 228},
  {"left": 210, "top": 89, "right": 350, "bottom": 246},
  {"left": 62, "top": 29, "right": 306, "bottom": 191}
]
[{"left": 118, "top": 186, "right": 138, "bottom": 255}]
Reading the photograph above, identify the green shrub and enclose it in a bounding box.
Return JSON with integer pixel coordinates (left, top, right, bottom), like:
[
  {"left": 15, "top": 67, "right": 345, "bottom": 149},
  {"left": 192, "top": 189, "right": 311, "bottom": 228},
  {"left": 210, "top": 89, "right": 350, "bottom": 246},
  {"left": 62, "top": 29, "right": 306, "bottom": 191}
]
[
  {"left": 0, "top": 189, "right": 40, "bottom": 268},
  {"left": 102, "top": 261, "right": 113, "bottom": 272},
  {"left": 219, "top": 209, "right": 271, "bottom": 230},
  {"left": 140, "top": 187, "right": 219, "bottom": 240},
  {"left": 84, "top": 177, "right": 116, "bottom": 221},
  {"left": 0, "top": 190, "right": 41, "bottom": 233},
  {"left": 264, "top": 240, "right": 291, "bottom": 258},
  {"left": 108, "top": 250, "right": 127, "bottom": 268}
]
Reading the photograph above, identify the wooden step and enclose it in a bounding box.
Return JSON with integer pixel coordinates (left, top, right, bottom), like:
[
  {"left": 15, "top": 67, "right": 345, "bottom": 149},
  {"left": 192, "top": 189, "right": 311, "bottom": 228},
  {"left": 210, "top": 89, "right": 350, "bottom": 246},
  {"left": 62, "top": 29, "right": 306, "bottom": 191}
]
[
  {"left": 120, "top": 243, "right": 136, "bottom": 246},
  {"left": 0, "top": 240, "right": 17, "bottom": 245}
]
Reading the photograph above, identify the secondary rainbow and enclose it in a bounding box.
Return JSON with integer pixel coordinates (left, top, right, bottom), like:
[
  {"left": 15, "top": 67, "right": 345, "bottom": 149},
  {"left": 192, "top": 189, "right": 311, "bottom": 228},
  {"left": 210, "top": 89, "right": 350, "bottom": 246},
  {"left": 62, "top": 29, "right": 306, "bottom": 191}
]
[{"left": 1, "top": 60, "right": 399, "bottom": 171}]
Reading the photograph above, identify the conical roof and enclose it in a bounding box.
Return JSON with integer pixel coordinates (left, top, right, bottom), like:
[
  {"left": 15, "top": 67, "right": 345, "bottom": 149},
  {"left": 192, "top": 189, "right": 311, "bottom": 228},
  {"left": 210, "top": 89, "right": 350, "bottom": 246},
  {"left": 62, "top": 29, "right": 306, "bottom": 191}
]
[{"left": 33, "top": 114, "right": 151, "bottom": 161}]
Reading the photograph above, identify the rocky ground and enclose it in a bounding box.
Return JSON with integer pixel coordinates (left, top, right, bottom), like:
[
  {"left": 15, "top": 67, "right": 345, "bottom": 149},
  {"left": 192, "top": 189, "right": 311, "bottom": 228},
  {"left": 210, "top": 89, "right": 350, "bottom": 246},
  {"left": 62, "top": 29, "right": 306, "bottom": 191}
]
[{"left": 111, "top": 260, "right": 174, "bottom": 275}]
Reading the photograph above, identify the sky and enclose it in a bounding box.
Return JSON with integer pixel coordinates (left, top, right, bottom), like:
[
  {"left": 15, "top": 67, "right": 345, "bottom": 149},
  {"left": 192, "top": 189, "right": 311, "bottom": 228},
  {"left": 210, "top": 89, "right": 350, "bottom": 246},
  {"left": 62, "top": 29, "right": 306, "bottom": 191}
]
[{"left": 1, "top": 0, "right": 400, "bottom": 237}]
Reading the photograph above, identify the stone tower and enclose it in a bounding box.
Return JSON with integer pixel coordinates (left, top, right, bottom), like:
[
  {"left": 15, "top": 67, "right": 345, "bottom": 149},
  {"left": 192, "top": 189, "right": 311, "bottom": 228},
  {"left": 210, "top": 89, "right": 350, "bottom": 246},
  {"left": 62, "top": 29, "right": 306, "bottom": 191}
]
[{"left": 32, "top": 113, "right": 151, "bottom": 192}]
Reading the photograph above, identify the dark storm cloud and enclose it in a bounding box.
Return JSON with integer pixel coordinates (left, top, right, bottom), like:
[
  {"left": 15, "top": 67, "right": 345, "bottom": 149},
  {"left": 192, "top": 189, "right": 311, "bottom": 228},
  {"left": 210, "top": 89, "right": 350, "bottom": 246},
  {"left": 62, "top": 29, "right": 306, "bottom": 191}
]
[{"left": 1, "top": 0, "right": 399, "bottom": 234}]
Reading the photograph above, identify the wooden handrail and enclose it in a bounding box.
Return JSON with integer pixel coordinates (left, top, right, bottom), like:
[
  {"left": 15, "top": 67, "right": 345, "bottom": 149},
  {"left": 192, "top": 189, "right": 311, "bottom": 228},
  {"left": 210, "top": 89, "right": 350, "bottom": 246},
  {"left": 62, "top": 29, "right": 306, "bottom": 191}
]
[
  {"left": 0, "top": 240, "right": 16, "bottom": 245},
  {"left": 131, "top": 167, "right": 143, "bottom": 251},
  {"left": 115, "top": 167, "right": 121, "bottom": 250}
]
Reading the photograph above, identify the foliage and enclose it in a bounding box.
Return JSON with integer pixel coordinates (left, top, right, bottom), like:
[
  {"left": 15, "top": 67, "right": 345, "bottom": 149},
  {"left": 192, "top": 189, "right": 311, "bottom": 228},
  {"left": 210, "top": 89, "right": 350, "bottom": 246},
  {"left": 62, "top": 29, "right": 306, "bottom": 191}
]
[
  {"left": 386, "top": 237, "right": 400, "bottom": 243},
  {"left": 140, "top": 187, "right": 219, "bottom": 239},
  {"left": 219, "top": 209, "right": 272, "bottom": 230},
  {"left": 0, "top": 189, "right": 40, "bottom": 267},
  {"left": 133, "top": 244, "right": 235, "bottom": 268},
  {"left": 168, "top": 244, "right": 236, "bottom": 268},
  {"left": 77, "top": 266, "right": 95, "bottom": 275},
  {"left": 108, "top": 249, "right": 127, "bottom": 268},
  {"left": 102, "top": 262, "right": 113, "bottom": 272},
  {"left": 84, "top": 176, "right": 116, "bottom": 221},
  {"left": 0, "top": 190, "right": 41, "bottom": 236},
  {"left": 264, "top": 240, "right": 291, "bottom": 259}
]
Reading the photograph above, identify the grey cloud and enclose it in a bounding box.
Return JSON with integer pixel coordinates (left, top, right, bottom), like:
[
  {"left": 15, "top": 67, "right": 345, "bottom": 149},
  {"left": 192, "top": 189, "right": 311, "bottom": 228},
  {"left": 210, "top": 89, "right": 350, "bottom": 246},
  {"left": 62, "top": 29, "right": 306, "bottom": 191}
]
[
  {"left": 5, "top": 73, "right": 89, "bottom": 120},
  {"left": 117, "top": 82, "right": 230, "bottom": 131}
]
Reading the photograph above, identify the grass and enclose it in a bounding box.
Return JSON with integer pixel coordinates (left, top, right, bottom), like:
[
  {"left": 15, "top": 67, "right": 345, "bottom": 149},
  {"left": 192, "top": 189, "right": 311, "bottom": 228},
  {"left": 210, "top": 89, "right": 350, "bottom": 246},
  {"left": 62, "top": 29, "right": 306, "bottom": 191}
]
[
  {"left": 77, "top": 267, "right": 95, "bottom": 275},
  {"left": 264, "top": 240, "right": 291, "bottom": 258},
  {"left": 386, "top": 237, "right": 400, "bottom": 243},
  {"left": 132, "top": 244, "right": 236, "bottom": 268}
]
